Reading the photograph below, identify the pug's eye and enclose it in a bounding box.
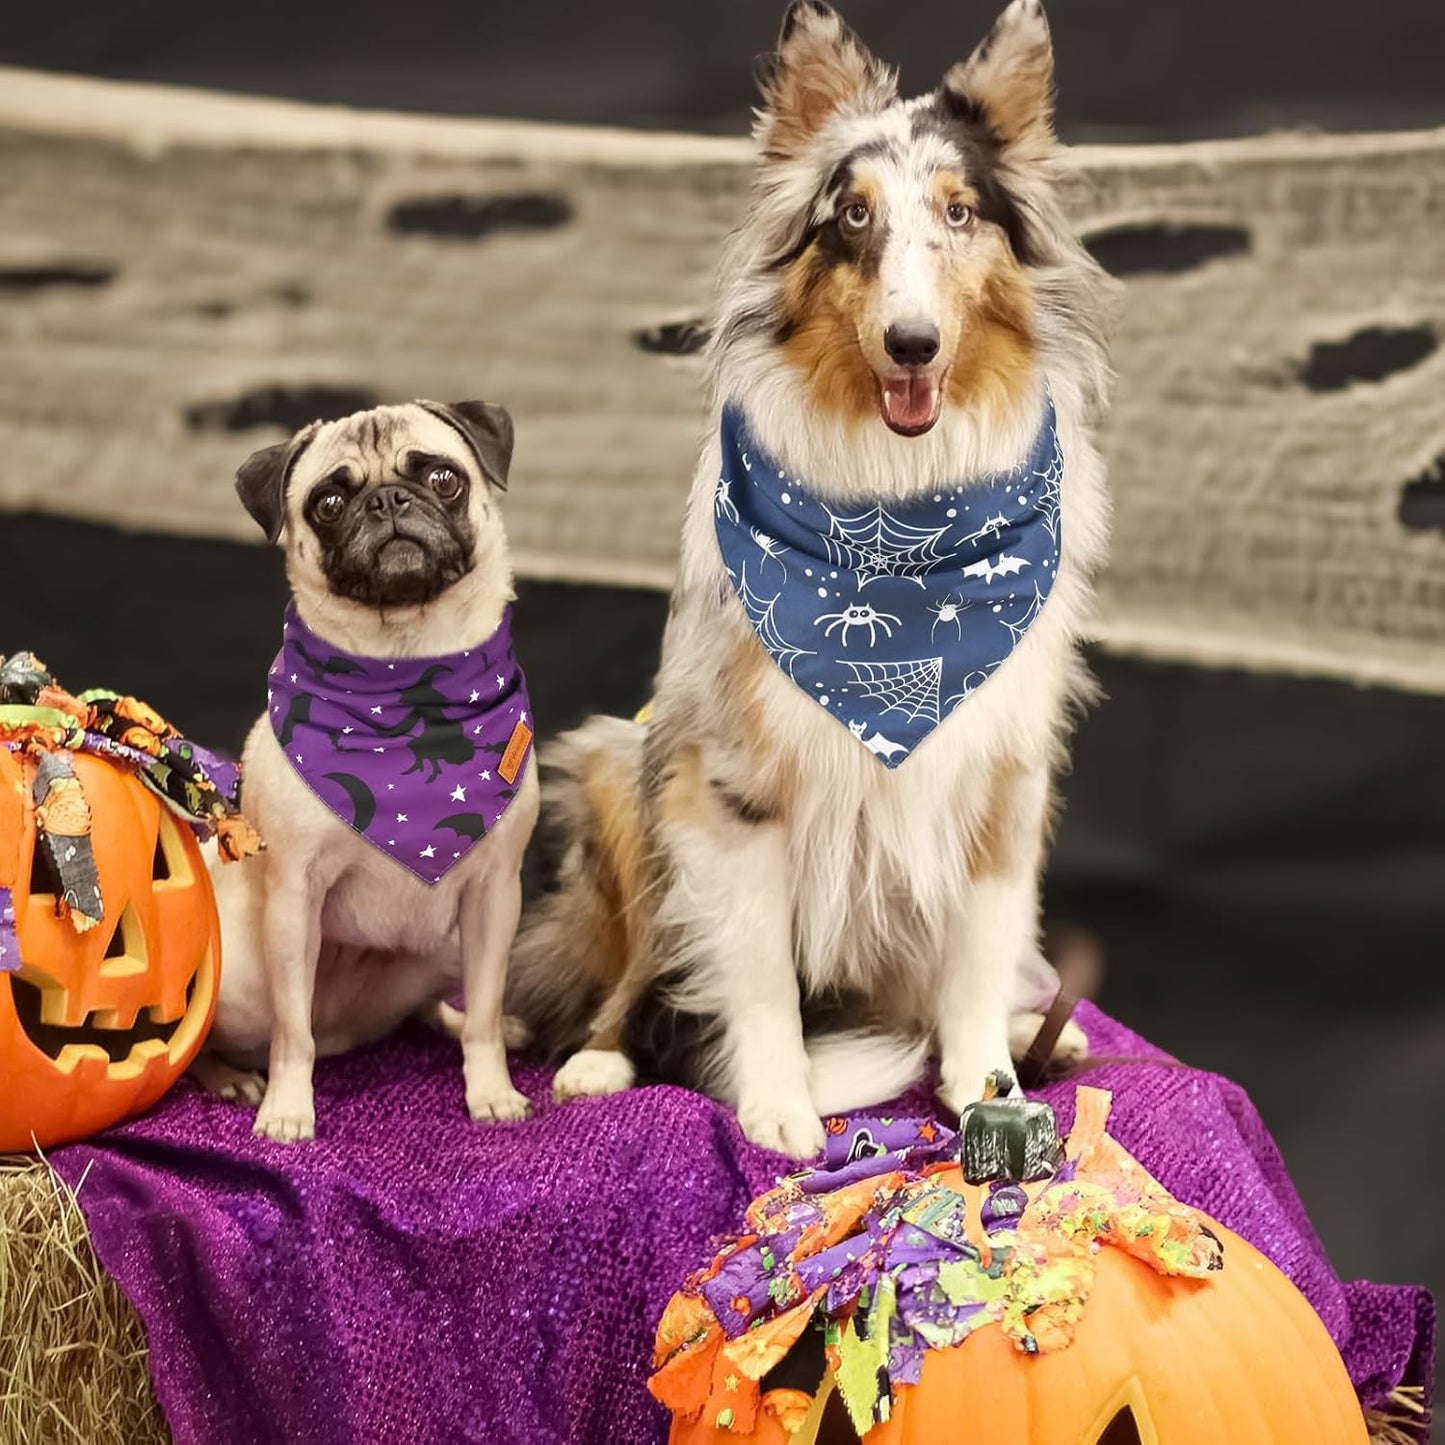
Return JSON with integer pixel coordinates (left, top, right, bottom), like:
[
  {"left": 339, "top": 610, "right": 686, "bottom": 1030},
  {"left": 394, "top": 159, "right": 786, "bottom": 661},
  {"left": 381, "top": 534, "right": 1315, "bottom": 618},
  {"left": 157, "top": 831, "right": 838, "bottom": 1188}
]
[
  {"left": 945, "top": 200, "right": 974, "bottom": 229},
  {"left": 311, "top": 489, "right": 346, "bottom": 525},
  {"left": 428, "top": 466, "right": 463, "bottom": 502},
  {"left": 840, "top": 200, "right": 871, "bottom": 233}
]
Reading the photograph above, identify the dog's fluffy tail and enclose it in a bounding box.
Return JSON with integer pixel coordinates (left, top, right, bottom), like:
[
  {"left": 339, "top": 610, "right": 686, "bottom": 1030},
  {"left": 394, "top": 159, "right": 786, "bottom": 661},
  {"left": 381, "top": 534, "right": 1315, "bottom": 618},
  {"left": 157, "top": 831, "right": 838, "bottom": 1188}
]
[
  {"left": 509, "top": 714, "right": 650, "bottom": 1054},
  {"left": 805, "top": 1031, "right": 930, "bottom": 1117}
]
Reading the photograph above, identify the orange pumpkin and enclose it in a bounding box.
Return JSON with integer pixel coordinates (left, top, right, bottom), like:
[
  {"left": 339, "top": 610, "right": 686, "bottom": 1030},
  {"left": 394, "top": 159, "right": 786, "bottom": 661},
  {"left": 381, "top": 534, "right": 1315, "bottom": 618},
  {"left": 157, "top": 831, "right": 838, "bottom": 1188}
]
[
  {"left": 0, "top": 746, "right": 219, "bottom": 1150},
  {"left": 669, "top": 1168, "right": 1368, "bottom": 1445}
]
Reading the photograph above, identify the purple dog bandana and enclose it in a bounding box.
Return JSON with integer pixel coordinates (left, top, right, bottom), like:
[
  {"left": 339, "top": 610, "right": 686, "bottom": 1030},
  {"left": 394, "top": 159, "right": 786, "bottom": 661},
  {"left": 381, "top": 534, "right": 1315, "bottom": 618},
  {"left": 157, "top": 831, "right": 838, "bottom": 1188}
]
[{"left": 267, "top": 605, "right": 533, "bottom": 885}]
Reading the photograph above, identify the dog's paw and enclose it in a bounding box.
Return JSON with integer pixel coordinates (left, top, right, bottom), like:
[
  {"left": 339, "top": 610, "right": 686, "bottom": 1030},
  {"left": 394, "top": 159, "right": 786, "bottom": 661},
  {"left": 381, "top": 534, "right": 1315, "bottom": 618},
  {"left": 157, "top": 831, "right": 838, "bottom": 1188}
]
[
  {"left": 190, "top": 1054, "right": 267, "bottom": 1107},
  {"left": 552, "top": 1048, "right": 635, "bottom": 1101},
  {"left": 467, "top": 1083, "right": 533, "bottom": 1123},
  {"left": 253, "top": 1086, "right": 316, "bottom": 1144},
  {"left": 737, "top": 1097, "right": 826, "bottom": 1160}
]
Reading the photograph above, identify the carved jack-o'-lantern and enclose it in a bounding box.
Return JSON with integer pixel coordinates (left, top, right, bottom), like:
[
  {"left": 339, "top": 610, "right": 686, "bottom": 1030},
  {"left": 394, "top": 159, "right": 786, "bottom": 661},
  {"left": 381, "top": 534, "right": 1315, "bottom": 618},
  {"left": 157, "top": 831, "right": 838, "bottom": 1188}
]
[
  {"left": 0, "top": 745, "right": 220, "bottom": 1151},
  {"left": 655, "top": 1091, "right": 1369, "bottom": 1445}
]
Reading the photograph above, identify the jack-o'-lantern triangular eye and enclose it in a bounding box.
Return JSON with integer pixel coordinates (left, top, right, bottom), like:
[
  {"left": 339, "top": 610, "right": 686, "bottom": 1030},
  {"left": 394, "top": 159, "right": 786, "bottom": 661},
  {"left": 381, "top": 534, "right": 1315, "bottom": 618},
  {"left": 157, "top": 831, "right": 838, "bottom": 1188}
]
[
  {"left": 100, "top": 903, "right": 147, "bottom": 978},
  {"left": 1097, "top": 1405, "right": 1144, "bottom": 1445},
  {"left": 151, "top": 811, "right": 193, "bottom": 890}
]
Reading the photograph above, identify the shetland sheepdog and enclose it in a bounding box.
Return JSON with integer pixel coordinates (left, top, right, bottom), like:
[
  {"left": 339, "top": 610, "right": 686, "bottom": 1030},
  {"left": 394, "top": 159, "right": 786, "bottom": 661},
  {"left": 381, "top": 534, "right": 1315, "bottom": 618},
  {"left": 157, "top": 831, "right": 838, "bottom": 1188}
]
[{"left": 511, "top": 0, "right": 1117, "bottom": 1156}]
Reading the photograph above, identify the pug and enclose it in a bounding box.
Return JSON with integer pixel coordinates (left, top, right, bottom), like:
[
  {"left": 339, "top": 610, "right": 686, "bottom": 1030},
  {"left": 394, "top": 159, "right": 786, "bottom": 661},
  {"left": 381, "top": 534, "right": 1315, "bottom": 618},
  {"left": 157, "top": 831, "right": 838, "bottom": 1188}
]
[{"left": 194, "top": 401, "right": 538, "bottom": 1141}]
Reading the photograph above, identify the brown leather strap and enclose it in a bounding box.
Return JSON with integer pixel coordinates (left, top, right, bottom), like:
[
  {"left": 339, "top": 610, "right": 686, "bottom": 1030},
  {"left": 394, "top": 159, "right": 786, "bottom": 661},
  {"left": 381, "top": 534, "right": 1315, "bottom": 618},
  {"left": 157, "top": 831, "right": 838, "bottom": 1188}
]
[
  {"left": 1016, "top": 924, "right": 1105, "bottom": 1089},
  {"left": 1015, "top": 983, "right": 1082, "bottom": 1090}
]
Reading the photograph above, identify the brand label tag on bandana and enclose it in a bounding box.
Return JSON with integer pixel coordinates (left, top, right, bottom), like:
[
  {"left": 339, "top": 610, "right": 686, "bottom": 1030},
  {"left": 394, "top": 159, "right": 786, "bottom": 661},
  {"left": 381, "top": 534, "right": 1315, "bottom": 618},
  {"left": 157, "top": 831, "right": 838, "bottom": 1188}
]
[
  {"left": 714, "top": 397, "right": 1061, "bottom": 766},
  {"left": 498, "top": 720, "right": 533, "bottom": 785},
  {"left": 267, "top": 606, "right": 533, "bottom": 883}
]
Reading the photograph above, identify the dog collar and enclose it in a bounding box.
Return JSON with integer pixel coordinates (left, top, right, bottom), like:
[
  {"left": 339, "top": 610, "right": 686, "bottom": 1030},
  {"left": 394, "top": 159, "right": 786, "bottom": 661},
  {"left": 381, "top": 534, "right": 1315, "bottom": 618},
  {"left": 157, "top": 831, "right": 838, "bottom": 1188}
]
[
  {"left": 267, "top": 606, "right": 534, "bottom": 883},
  {"left": 713, "top": 397, "right": 1061, "bottom": 766}
]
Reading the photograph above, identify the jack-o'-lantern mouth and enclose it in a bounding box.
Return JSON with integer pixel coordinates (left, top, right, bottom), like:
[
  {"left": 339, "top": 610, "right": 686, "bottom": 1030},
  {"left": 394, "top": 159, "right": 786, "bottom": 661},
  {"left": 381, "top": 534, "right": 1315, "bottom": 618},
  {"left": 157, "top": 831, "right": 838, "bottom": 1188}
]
[{"left": 8, "top": 968, "right": 198, "bottom": 1068}]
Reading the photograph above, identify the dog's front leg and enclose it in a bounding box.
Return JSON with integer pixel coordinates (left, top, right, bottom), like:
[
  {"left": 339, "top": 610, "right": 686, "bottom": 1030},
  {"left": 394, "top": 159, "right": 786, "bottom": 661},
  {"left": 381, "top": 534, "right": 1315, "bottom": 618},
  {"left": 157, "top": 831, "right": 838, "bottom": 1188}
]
[
  {"left": 936, "top": 760, "right": 1050, "bottom": 1115},
  {"left": 457, "top": 867, "right": 532, "bottom": 1122},
  {"left": 254, "top": 867, "right": 325, "bottom": 1142},
  {"left": 674, "top": 815, "right": 823, "bottom": 1160}
]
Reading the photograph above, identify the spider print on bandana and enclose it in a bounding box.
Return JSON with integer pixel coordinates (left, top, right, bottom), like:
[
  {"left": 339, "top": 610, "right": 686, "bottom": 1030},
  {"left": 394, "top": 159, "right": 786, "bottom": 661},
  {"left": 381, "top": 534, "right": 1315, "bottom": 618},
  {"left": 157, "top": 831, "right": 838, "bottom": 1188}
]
[
  {"left": 714, "top": 475, "right": 740, "bottom": 526},
  {"left": 750, "top": 527, "right": 789, "bottom": 577},
  {"left": 814, "top": 603, "right": 901, "bottom": 647},
  {"left": 714, "top": 397, "right": 1062, "bottom": 767},
  {"left": 928, "top": 594, "right": 969, "bottom": 641}
]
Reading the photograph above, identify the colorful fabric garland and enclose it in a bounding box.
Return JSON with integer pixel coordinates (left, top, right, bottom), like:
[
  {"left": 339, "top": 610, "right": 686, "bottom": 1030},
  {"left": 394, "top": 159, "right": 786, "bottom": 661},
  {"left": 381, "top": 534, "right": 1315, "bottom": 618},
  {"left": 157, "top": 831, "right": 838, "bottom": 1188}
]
[
  {"left": 0, "top": 650, "right": 260, "bottom": 940},
  {"left": 0, "top": 885, "right": 16, "bottom": 974},
  {"left": 651, "top": 1087, "right": 1224, "bottom": 1437}
]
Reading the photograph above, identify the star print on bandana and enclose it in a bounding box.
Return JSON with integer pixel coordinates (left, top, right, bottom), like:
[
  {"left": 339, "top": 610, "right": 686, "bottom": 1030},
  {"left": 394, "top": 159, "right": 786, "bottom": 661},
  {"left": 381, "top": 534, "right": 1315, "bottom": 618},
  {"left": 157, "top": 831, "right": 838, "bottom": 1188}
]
[
  {"left": 267, "top": 605, "right": 533, "bottom": 883},
  {"left": 715, "top": 397, "right": 1061, "bottom": 767}
]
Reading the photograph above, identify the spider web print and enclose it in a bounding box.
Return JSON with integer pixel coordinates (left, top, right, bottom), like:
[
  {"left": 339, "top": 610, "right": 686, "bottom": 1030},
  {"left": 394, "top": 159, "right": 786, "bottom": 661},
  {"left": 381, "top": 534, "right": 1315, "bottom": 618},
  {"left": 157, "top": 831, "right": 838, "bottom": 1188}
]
[
  {"left": 736, "top": 564, "right": 815, "bottom": 677},
  {"left": 1031, "top": 430, "right": 1063, "bottom": 544},
  {"left": 821, "top": 506, "right": 953, "bottom": 588},
  {"left": 840, "top": 657, "right": 943, "bottom": 724},
  {"left": 1001, "top": 580, "right": 1048, "bottom": 647}
]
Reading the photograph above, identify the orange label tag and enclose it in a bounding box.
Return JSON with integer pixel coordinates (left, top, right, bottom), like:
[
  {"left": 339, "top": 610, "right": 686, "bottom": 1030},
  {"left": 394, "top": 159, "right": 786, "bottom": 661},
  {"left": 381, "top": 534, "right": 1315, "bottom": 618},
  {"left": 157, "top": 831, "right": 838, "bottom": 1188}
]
[{"left": 498, "top": 719, "right": 533, "bottom": 785}]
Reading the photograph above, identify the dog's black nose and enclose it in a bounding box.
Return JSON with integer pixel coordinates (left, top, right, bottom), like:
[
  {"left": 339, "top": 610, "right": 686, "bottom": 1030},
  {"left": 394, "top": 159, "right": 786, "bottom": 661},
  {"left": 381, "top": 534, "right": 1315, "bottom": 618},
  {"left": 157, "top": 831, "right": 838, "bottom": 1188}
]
[
  {"left": 884, "top": 321, "right": 941, "bottom": 368},
  {"left": 367, "top": 485, "right": 413, "bottom": 519}
]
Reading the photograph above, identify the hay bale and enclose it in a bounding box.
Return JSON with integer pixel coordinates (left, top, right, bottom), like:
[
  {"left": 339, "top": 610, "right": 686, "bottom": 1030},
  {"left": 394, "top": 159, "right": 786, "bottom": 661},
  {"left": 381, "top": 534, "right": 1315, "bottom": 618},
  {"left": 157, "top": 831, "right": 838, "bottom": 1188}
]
[{"left": 0, "top": 1158, "right": 167, "bottom": 1445}]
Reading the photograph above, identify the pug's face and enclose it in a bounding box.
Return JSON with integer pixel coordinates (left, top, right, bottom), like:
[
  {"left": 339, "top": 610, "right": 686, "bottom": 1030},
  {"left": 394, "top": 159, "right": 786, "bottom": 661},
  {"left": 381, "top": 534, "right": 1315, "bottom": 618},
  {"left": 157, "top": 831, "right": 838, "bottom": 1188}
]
[{"left": 235, "top": 401, "right": 513, "bottom": 610}]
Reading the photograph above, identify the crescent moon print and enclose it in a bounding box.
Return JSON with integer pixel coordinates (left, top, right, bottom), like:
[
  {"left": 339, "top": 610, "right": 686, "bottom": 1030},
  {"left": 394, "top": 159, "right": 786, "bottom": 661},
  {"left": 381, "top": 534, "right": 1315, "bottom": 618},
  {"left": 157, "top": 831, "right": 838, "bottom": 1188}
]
[
  {"left": 714, "top": 396, "right": 1061, "bottom": 767},
  {"left": 322, "top": 772, "right": 378, "bottom": 833}
]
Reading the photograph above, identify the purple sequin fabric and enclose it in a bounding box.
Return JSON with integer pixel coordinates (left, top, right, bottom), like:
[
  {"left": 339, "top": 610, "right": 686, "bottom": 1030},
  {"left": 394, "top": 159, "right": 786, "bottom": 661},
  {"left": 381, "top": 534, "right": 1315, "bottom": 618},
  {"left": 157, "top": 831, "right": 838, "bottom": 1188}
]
[{"left": 51, "top": 1003, "right": 1434, "bottom": 1444}]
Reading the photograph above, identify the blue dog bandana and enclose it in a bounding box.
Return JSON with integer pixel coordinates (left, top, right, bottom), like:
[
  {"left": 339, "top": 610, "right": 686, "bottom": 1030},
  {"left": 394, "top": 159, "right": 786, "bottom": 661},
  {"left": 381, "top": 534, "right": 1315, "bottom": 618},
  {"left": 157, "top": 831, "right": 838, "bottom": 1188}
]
[{"left": 714, "top": 398, "right": 1061, "bottom": 766}]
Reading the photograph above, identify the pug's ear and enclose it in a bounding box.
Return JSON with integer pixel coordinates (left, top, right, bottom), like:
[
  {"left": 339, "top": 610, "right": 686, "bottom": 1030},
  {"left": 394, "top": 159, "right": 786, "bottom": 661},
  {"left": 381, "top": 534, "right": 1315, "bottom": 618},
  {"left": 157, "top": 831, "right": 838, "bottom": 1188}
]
[
  {"left": 420, "top": 400, "right": 514, "bottom": 492},
  {"left": 235, "top": 423, "right": 320, "bottom": 543}
]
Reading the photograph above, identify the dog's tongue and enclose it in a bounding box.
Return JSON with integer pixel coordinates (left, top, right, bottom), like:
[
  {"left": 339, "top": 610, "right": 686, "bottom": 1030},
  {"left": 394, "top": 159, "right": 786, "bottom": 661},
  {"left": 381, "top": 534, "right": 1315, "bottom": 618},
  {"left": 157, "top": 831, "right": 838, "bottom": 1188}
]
[{"left": 880, "top": 374, "right": 941, "bottom": 434}]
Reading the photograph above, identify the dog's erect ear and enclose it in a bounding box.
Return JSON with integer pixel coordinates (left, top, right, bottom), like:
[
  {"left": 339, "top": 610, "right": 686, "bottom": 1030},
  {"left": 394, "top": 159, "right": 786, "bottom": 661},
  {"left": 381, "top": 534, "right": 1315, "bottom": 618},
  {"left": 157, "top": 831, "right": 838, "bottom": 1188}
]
[
  {"left": 942, "top": 0, "right": 1055, "bottom": 156},
  {"left": 420, "top": 400, "right": 514, "bottom": 492},
  {"left": 235, "top": 423, "right": 319, "bottom": 544},
  {"left": 757, "top": 1, "right": 896, "bottom": 159}
]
